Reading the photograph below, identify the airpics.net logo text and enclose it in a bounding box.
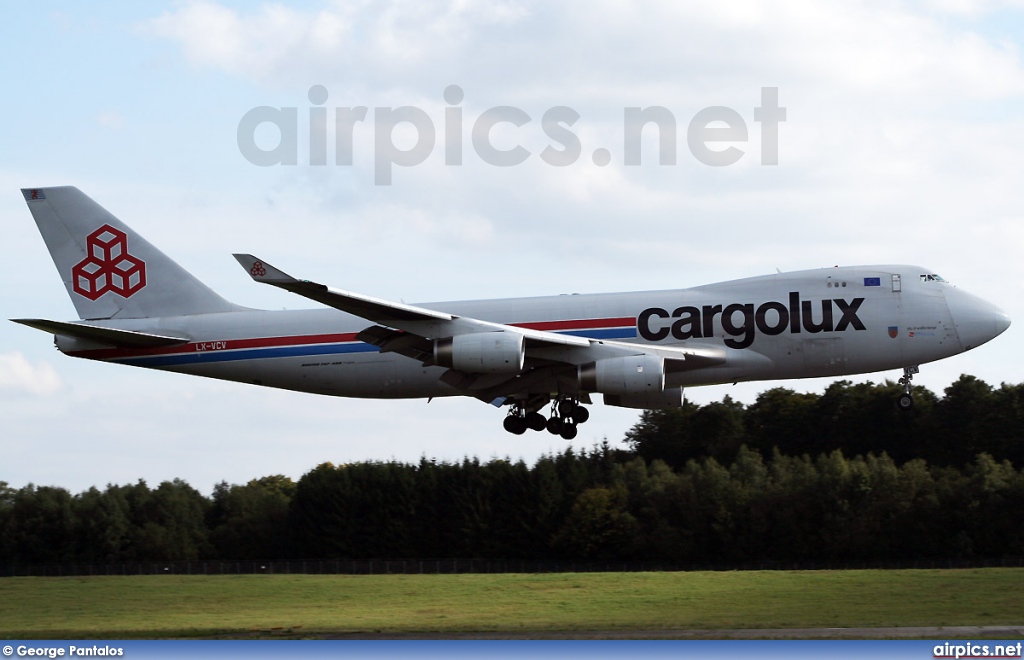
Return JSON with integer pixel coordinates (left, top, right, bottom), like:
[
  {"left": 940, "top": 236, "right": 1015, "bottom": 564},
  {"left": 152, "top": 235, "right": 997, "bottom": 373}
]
[{"left": 237, "top": 86, "right": 786, "bottom": 185}]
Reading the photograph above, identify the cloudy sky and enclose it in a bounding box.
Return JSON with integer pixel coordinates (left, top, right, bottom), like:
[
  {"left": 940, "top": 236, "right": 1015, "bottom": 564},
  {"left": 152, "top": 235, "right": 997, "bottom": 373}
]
[{"left": 3, "top": 1, "right": 1024, "bottom": 494}]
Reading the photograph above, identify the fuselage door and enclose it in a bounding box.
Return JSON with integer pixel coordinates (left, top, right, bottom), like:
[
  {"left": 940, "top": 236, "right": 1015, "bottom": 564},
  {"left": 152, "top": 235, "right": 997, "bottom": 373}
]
[{"left": 892, "top": 274, "right": 902, "bottom": 293}]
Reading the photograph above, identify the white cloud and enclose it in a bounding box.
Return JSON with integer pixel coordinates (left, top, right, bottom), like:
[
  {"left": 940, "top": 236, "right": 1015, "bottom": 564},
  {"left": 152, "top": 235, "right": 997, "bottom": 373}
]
[
  {"left": 0, "top": 352, "right": 63, "bottom": 396},
  {"left": 145, "top": 0, "right": 528, "bottom": 90},
  {"left": 144, "top": 0, "right": 1024, "bottom": 104},
  {"left": 920, "top": 0, "right": 1024, "bottom": 16}
]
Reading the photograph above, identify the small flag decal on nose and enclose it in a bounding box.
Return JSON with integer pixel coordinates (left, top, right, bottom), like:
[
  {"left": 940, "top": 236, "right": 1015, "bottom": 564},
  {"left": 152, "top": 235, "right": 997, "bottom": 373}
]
[{"left": 864, "top": 277, "right": 881, "bottom": 286}]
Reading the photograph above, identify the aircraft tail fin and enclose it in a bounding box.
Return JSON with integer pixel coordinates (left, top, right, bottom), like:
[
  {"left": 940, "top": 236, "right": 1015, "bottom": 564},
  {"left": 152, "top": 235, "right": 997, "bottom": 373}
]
[{"left": 21, "top": 186, "right": 239, "bottom": 320}]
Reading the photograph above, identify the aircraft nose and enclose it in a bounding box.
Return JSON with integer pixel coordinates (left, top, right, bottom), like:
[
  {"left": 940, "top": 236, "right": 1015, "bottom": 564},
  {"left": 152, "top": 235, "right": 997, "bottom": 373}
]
[
  {"left": 945, "top": 287, "right": 1011, "bottom": 351},
  {"left": 996, "top": 310, "right": 1012, "bottom": 336}
]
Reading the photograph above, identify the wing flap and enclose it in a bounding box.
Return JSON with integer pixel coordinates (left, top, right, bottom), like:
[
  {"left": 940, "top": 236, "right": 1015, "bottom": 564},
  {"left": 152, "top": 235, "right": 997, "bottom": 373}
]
[
  {"left": 356, "top": 326, "right": 436, "bottom": 363},
  {"left": 646, "top": 343, "right": 728, "bottom": 371}
]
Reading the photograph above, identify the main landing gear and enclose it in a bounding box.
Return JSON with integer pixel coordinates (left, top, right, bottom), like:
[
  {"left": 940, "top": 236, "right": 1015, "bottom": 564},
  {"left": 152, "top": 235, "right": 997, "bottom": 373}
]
[
  {"left": 897, "top": 365, "right": 919, "bottom": 411},
  {"left": 502, "top": 407, "right": 546, "bottom": 435},
  {"left": 503, "top": 397, "right": 589, "bottom": 440}
]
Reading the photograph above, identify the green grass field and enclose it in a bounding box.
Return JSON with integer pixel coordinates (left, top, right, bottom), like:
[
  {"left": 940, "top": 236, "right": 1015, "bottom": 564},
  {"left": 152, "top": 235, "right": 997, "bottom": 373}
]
[{"left": 0, "top": 568, "right": 1021, "bottom": 638}]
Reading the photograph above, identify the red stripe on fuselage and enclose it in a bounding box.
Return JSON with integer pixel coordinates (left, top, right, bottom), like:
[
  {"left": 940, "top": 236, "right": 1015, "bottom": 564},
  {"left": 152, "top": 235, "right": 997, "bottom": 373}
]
[{"left": 512, "top": 317, "right": 635, "bottom": 332}]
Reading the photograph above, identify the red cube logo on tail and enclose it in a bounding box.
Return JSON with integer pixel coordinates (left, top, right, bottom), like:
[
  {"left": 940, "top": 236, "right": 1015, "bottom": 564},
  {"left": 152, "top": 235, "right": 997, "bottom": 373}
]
[{"left": 72, "top": 225, "right": 147, "bottom": 300}]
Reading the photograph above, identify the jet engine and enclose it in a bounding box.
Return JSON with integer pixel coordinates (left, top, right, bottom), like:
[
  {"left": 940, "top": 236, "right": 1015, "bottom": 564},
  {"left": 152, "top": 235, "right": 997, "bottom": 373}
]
[
  {"left": 435, "top": 331, "right": 526, "bottom": 374},
  {"left": 578, "top": 354, "right": 665, "bottom": 396}
]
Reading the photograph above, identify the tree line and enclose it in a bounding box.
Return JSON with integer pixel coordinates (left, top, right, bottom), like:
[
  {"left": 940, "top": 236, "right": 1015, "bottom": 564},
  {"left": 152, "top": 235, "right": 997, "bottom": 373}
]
[
  {"left": 1, "top": 375, "right": 1022, "bottom": 566},
  {"left": 627, "top": 375, "right": 1024, "bottom": 469}
]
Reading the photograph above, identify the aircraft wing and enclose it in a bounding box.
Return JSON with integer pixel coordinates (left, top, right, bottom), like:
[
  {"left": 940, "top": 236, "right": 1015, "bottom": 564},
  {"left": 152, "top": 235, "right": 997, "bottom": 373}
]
[
  {"left": 233, "top": 254, "right": 590, "bottom": 348},
  {"left": 232, "top": 255, "right": 725, "bottom": 390}
]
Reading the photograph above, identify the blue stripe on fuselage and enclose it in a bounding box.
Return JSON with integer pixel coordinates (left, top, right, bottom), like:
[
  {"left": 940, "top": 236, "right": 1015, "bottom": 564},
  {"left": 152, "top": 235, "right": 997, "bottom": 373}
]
[
  {"left": 116, "top": 341, "right": 378, "bottom": 368},
  {"left": 562, "top": 327, "right": 637, "bottom": 340}
]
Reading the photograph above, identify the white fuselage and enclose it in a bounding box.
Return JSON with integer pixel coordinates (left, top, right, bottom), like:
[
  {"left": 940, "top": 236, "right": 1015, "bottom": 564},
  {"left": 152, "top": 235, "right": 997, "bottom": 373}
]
[{"left": 57, "top": 265, "right": 1009, "bottom": 401}]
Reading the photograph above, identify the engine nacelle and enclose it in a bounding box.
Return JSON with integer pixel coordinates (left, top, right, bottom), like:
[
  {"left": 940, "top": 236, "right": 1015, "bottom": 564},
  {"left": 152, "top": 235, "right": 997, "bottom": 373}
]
[
  {"left": 578, "top": 354, "right": 666, "bottom": 396},
  {"left": 435, "top": 331, "right": 525, "bottom": 374},
  {"left": 604, "top": 388, "right": 685, "bottom": 409}
]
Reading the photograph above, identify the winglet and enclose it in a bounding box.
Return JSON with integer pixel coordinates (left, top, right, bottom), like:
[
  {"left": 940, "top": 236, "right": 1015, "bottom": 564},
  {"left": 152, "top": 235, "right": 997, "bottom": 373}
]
[{"left": 233, "top": 254, "right": 298, "bottom": 284}]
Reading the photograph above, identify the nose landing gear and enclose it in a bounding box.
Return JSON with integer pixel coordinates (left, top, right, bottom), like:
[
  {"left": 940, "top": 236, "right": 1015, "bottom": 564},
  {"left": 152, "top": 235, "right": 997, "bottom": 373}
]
[{"left": 897, "top": 365, "right": 919, "bottom": 411}]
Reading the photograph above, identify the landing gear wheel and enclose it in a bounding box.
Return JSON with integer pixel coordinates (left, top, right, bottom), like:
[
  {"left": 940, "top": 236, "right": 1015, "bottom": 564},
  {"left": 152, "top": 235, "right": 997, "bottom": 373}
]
[
  {"left": 526, "top": 411, "right": 547, "bottom": 432},
  {"left": 896, "top": 365, "right": 919, "bottom": 413},
  {"left": 571, "top": 405, "right": 589, "bottom": 424},
  {"left": 545, "top": 397, "right": 585, "bottom": 439},
  {"left": 503, "top": 414, "right": 527, "bottom": 435}
]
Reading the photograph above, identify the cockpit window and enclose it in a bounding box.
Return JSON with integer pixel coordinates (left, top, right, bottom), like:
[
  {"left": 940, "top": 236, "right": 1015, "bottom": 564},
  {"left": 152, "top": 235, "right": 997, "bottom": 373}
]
[{"left": 919, "top": 274, "right": 947, "bottom": 283}]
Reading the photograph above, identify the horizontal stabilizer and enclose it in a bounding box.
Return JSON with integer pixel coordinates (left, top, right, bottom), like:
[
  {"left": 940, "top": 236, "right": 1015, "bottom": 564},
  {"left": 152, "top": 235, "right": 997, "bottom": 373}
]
[{"left": 11, "top": 318, "right": 189, "bottom": 348}]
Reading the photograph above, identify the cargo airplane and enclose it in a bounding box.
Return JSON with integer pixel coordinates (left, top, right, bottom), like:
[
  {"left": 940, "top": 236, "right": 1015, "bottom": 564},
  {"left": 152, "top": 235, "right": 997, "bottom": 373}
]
[{"left": 14, "top": 187, "right": 1011, "bottom": 438}]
